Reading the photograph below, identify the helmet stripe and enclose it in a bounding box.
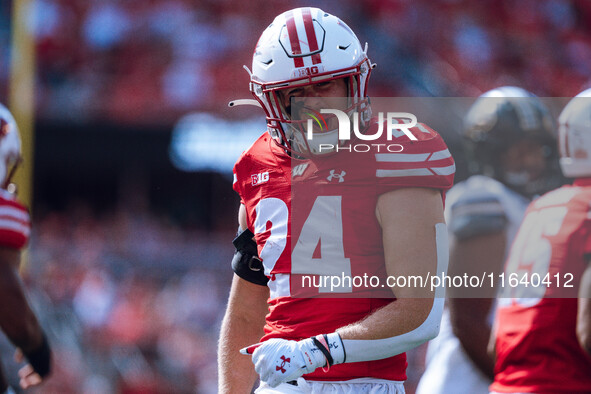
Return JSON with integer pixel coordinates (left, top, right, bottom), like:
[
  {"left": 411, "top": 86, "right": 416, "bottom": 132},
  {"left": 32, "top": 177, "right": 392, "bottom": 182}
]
[
  {"left": 285, "top": 11, "right": 304, "bottom": 68},
  {"left": 302, "top": 8, "right": 322, "bottom": 65}
]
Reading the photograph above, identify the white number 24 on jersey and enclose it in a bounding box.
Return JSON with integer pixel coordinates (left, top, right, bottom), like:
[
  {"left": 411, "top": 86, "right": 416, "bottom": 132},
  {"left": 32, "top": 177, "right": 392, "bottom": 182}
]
[{"left": 253, "top": 196, "right": 352, "bottom": 295}]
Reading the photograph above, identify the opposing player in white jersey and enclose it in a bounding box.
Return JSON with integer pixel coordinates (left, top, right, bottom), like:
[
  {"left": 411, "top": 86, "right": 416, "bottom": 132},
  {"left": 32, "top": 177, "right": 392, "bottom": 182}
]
[
  {"left": 218, "top": 7, "right": 455, "bottom": 393},
  {"left": 417, "top": 87, "right": 560, "bottom": 394},
  {"left": 0, "top": 104, "right": 52, "bottom": 392}
]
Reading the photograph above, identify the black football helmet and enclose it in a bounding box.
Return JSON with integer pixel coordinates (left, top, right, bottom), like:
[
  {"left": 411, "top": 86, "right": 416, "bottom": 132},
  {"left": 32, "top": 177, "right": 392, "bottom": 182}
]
[{"left": 463, "top": 86, "right": 561, "bottom": 197}]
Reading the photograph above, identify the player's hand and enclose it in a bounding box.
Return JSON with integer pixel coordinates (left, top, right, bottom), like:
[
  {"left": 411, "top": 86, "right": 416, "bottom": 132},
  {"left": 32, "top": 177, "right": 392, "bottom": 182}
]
[
  {"left": 14, "top": 333, "right": 51, "bottom": 388},
  {"left": 14, "top": 349, "right": 43, "bottom": 389},
  {"left": 251, "top": 338, "right": 326, "bottom": 387}
]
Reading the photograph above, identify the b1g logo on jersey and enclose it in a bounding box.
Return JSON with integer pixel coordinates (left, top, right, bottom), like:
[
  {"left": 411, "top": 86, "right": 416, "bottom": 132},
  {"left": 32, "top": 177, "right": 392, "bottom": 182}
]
[{"left": 251, "top": 171, "right": 270, "bottom": 186}]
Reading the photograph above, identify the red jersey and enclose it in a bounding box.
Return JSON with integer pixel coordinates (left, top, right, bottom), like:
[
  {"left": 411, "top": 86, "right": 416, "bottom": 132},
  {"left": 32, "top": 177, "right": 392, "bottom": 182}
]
[
  {"left": 233, "top": 120, "right": 454, "bottom": 381},
  {"left": 492, "top": 178, "right": 591, "bottom": 393},
  {"left": 0, "top": 189, "right": 30, "bottom": 249}
]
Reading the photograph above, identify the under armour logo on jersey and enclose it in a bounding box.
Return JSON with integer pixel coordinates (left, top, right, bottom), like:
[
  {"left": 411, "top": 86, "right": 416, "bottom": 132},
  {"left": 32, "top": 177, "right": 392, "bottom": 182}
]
[
  {"left": 292, "top": 163, "right": 309, "bottom": 178},
  {"left": 327, "top": 170, "right": 346, "bottom": 182},
  {"left": 251, "top": 171, "right": 269, "bottom": 186},
  {"left": 276, "top": 355, "right": 290, "bottom": 373}
]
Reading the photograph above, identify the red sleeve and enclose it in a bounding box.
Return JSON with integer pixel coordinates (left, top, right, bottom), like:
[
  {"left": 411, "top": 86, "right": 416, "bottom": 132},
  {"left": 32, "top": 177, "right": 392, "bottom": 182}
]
[
  {"left": 233, "top": 132, "right": 270, "bottom": 206},
  {"left": 582, "top": 214, "right": 591, "bottom": 256},
  {"left": 0, "top": 192, "right": 30, "bottom": 249},
  {"left": 583, "top": 235, "right": 591, "bottom": 256},
  {"left": 232, "top": 168, "right": 245, "bottom": 205},
  {"left": 374, "top": 122, "right": 455, "bottom": 193}
]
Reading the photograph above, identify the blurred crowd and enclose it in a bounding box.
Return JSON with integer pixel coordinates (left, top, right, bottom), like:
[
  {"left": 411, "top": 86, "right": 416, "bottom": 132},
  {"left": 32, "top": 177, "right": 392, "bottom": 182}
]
[
  {"left": 10, "top": 205, "right": 234, "bottom": 393},
  {"left": 1, "top": 0, "right": 590, "bottom": 126}
]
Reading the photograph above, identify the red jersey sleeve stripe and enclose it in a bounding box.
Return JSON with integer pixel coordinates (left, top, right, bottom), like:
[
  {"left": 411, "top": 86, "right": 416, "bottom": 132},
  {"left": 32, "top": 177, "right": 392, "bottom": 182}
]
[
  {"left": 376, "top": 153, "right": 431, "bottom": 162},
  {"left": 375, "top": 149, "right": 452, "bottom": 163},
  {"left": 0, "top": 206, "right": 30, "bottom": 222},
  {"left": 432, "top": 163, "right": 456, "bottom": 176},
  {"left": 0, "top": 217, "right": 29, "bottom": 229},
  {"left": 377, "top": 168, "right": 432, "bottom": 177},
  {"left": 376, "top": 163, "right": 456, "bottom": 178},
  {"left": 0, "top": 219, "right": 30, "bottom": 236},
  {"left": 428, "top": 149, "right": 453, "bottom": 161}
]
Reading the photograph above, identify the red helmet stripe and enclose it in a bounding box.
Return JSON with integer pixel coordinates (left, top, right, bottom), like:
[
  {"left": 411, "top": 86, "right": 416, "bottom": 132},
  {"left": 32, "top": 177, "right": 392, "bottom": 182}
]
[
  {"left": 302, "top": 8, "right": 322, "bottom": 65},
  {"left": 285, "top": 11, "right": 304, "bottom": 68}
]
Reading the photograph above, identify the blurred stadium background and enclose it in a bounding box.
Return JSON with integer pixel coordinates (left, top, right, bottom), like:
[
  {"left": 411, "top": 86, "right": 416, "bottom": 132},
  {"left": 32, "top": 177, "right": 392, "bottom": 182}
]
[{"left": 0, "top": 0, "right": 590, "bottom": 392}]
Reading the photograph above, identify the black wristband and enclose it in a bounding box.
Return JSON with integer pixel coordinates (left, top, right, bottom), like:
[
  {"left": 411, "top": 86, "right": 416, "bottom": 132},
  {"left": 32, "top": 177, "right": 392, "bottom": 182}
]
[
  {"left": 312, "top": 335, "right": 334, "bottom": 367},
  {"left": 24, "top": 334, "right": 51, "bottom": 378}
]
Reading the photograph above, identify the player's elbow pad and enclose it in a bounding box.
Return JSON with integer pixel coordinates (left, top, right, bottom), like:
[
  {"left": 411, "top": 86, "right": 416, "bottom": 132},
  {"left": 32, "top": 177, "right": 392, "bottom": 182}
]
[
  {"left": 231, "top": 228, "right": 268, "bottom": 286},
  {"left": 340, "top": 223, "right": 448, "bottom": 363}
]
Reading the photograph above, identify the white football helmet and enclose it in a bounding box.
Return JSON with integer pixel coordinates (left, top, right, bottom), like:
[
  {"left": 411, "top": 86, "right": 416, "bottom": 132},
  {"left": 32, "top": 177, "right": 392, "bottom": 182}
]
[
  {"left": 0, "top": 104, "right": 22, "bottom": 190},
  {"left": 558, "top": 89, "right": 591, "bottom": 178},
  {"left": 248, "top": 7, "right": 373, "bottom": 157}
]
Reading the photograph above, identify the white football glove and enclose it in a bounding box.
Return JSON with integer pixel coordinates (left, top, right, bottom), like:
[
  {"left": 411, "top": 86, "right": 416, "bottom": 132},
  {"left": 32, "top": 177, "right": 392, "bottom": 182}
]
[{"left": 251, "top": 334, "right": 345, "bottom": 387}]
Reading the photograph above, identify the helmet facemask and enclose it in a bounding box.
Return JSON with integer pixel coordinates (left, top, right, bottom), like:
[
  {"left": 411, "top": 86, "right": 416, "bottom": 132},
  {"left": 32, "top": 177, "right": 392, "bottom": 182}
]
[
  {"left": 495, "top": 137, "right": 557, "bottom": 197},
  {"left": 463, "top": 88, "right": 562, "bottom": 197},
  {"left": 251, "top": 59, "right": 372, "bottom": 157}
]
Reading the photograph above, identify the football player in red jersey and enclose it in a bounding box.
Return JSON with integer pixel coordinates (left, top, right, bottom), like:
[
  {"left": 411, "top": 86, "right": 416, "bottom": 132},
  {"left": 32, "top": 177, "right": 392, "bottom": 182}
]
[
  {"left": 218, "top": 8, "right": 455, "bottom": 393},
  {"left": 490, "top": 90, "right": 591, "bottom": 394},
  {"left": 0, "top": 104, "right": 51, "bottom": 392}
]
